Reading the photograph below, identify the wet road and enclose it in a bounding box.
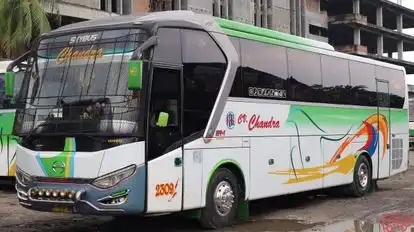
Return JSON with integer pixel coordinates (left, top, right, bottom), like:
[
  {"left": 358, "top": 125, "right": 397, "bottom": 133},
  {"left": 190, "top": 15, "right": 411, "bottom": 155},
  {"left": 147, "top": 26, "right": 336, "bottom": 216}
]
[{"left": 1, "top": 153, "right": 414, "bottom": 232}]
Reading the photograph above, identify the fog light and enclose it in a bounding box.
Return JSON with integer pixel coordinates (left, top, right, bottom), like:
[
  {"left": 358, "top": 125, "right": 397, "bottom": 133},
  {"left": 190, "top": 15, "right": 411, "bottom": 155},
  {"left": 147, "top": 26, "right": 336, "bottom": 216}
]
[
  {"left": 38, "top": 190, "right": 44, "bottom": 197},
  {"left": 45, "top": 190, "right": 51, "bottom": 197},
  {"left": 52, "top": 191, "right": 58, "bottom": 197},
  {"left": 60, "top": 191, "right": 66, "bottom": 198}
]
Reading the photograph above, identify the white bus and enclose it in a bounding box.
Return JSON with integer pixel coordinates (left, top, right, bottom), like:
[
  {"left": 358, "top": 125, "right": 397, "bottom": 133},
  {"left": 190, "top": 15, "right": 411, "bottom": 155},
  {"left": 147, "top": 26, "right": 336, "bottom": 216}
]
[{"left": 7, "top": 11, "right": 409, "bottom": 229}]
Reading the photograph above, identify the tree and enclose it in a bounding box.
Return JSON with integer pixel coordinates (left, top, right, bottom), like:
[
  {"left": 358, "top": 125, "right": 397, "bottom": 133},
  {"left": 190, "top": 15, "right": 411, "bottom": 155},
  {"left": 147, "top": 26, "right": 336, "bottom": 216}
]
[{"left": 0, "top": 0, "right": 60, "bottom": 59}]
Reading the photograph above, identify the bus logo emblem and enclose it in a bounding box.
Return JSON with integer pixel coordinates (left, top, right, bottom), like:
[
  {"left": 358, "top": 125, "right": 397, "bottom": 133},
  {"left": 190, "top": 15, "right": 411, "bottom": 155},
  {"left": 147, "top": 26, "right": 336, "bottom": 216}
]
[
  {"left": 226, "top": 112, "right": 235, "bottom": 129},
  {"left": 52, "top": 160, "right": 66, "bottom": 174}
]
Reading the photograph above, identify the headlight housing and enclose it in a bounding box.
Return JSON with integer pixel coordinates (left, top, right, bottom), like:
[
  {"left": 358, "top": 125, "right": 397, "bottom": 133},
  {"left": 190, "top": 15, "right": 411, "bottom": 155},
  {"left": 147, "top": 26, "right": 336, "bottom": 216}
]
[
  {"left": 91, "top": 165, "right": 136, "bottom": 189},
  {"left": 16, "top": 167, "right": 33, "bottom": 186}
]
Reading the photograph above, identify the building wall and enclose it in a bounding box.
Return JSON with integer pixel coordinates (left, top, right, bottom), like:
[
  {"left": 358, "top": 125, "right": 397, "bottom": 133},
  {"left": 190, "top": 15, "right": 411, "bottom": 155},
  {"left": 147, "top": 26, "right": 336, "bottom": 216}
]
[{"left": 133, "top": 0, "right": 150, "bottom": 13}]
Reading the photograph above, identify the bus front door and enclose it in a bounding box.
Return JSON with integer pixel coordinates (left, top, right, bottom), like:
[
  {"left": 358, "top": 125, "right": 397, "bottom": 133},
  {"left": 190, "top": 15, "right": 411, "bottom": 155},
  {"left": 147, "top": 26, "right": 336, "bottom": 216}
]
[
  {"left": 146, "top": 64, "right": 184, "bottom": 213},
  {"left": 376, "top": 78, "right": 391, "bottom": 179}
]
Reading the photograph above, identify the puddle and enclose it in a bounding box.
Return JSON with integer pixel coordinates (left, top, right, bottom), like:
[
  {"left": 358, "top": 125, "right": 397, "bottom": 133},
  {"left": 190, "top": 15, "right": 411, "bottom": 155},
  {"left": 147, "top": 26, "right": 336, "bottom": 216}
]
[
  {"left": 222, "top": 218, "right": 322, "bottom": 232},
  {"left": 306, "top": 211, "right": 414, "bottom": 232}
]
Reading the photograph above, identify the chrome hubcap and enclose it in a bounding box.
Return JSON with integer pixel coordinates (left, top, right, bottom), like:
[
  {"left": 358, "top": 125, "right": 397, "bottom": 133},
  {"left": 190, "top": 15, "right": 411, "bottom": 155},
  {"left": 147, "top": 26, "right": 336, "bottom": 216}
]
[
  {"left": 358, "top": 163, "right": 369, "bottom": 189},
  {"left": 214, "top": 180, "right": 235, "bottom": 216}
]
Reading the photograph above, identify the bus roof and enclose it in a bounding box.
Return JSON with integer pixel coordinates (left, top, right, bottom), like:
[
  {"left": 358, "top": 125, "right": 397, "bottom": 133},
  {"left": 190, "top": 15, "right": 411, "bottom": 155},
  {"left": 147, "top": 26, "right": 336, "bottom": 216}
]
[{"left": 39, "top": 11, "right": 405, "bottom": 73}]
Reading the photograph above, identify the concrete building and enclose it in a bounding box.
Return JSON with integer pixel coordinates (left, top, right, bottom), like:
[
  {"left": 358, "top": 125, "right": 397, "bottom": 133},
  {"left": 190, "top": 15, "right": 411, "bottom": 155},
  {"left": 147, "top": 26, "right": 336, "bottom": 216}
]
[
  {"left": 327, "top": 0, "right": 414, "bottom": 74},
  {"left": 44, "top": 0, "right": 136, "bottom": 25}
]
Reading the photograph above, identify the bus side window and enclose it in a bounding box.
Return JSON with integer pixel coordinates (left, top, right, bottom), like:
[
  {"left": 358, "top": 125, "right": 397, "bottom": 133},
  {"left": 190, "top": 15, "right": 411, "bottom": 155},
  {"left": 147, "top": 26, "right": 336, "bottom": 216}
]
[
  {"left": 239, "top": 38, "right": 288, "bottom": 99},
  {"left": 180, "top": 29, "right": 227, "bottom": 137}
]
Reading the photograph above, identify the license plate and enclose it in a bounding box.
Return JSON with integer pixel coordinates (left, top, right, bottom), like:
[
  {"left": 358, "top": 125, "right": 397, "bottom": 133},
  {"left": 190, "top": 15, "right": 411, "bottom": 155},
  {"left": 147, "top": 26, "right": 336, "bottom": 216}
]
[{"left": 52, "top": 207, "right": 73, "bottom": 214}]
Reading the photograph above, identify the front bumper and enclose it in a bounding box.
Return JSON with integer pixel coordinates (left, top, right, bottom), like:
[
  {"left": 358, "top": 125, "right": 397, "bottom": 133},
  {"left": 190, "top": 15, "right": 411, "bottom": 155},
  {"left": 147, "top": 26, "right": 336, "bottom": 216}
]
[{"left": 15, "top": 165, "right": 146, "bottom": 216}]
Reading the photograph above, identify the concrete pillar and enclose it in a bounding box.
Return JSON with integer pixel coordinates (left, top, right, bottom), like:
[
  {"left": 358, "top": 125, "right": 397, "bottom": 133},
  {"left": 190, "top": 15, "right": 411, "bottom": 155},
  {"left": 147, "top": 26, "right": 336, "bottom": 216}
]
[
  {"left": 398, "top": 41, "right": 404, "bottom": 60},
  {"left": 300, "top": 0, "right": 306, "bottom": 37},
  {"left": 376, "top": 6, "right": 383, "bottom": 27},
  {"left": 214, "top": 0, "right": 220, "bottom": 16},
  {"left": 290, "top": 0, "right": 296, "bottom": 35},
  {"left": 256, "top": 0, "right": 261, "bottom": 26},
  {"left": 173, "top": 0, "right": 181, "bottom": 10},
  {"left": 354, "top": 28, "right": 361, "bottom": 45},
  {"left": 353, "top": 0, "right": 360, "bottom": 14},
  {"left": 117, "top": 0, "right": 123, "bottom": 14},
  {"left": 397, "top": 13, "right": 403, "bottom": 33},
  {"left": 263, "top": 0, "right": 268, "bottom": 28},
  {"left": 296, "top": 0, "right": 301, "bottom": 36},
  {"left": 122, "top": 0, "right": 132, "bottom": 14},
  {"left": 106, "top": 0, "right": 112, "bottom": 12},
  {"left": 377, "top": 35, "right": 383, "bottom": 56},
  {"left": 223, "top": 0, "right": 229, "bottom": 18}
]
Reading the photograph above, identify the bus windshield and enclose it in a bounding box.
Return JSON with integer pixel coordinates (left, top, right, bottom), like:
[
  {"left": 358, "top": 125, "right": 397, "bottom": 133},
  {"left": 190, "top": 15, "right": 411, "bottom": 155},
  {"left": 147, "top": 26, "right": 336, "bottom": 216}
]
[{"left": 15, "top": 28, "right": 149, "bottom": 137}]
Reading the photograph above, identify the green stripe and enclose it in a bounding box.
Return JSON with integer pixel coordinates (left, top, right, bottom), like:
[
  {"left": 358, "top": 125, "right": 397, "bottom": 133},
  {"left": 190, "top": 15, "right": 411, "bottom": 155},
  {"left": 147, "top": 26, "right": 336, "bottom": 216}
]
[{"left": 215, "top": 17, "right": 333, "bottom": 51}]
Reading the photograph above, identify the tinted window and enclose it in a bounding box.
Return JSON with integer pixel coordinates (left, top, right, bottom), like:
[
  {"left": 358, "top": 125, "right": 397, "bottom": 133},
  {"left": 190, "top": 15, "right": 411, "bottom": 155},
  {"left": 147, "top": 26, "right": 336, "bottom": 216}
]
[
  {"left": 153, "top": 28, "right": 181, "bottom": 64},
  {"left": 240, "top": 39, "right": 288, "bottom": 99},
  {"left": 229, "top": 36, "right": 243, "bottom": 97},
  {"left": 349, "top": 61, "right": 377, "bottom": 107},
  {"left": 287, "top": 48, "right": 323, "bottom": 102},
  {"left": 181, "top": 29, "right": 227, "bottom": 137},
  {"left": 321, "top": 55, "right": 351, "bottom": 104},
  {"left": 376, "top": 66, "right": 405, "bottom": 108}
]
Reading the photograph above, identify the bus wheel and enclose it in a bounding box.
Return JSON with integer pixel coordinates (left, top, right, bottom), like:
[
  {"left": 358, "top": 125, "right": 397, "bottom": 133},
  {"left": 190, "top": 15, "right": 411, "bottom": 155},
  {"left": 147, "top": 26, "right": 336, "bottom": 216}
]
[
  {"left": 200, "top": 168, "right": 240, "bottom": 229},
  {"left": 348, "top": 155, "right": 372, "bottom": 197}
]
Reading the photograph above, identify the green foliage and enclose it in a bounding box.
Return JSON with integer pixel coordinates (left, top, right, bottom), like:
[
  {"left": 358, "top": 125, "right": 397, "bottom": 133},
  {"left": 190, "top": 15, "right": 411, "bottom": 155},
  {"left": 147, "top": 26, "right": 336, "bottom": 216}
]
[{"left": 0, "top": 0, "right": 60, "bottom": 59}]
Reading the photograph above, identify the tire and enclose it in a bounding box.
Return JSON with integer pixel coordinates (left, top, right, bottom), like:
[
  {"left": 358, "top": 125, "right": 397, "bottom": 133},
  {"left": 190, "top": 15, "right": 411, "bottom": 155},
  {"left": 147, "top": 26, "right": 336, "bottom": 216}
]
[
  {"left": 347, "top": 155, "right": 372, "bottom": 197},
  {"left": 199, "top": 168, "right": 240, "bottom": 229}
]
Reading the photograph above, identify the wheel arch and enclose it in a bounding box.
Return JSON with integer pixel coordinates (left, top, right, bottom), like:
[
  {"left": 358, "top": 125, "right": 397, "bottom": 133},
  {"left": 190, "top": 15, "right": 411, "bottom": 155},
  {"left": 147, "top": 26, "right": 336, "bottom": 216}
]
[
  {"left": 206, "top": 159, "right": 247, "bottom": 200},
  {"left": 358, "top": 151, "right": 373, "bottom": 178}
]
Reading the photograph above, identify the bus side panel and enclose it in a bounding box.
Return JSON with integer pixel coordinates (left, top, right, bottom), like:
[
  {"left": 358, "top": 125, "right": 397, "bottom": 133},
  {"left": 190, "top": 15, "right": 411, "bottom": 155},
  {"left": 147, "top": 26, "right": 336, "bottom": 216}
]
[
  {"left": 146, "top": 148, "right": 183, "bottom": 213},
  {"left": 182, "top": 148, "right": 202, "bottom": 210},
  {"left": 0, "top": 110, "right": 17, "bottom": 177},
  {"left": 183, "top": 138, "right": 247, "bottom": 210},
  {"left": 389, "top": 109, "right": 410, "bottom": 177},
  {"left": 249, "top": 137, "right": 292, "bottom": 200}
]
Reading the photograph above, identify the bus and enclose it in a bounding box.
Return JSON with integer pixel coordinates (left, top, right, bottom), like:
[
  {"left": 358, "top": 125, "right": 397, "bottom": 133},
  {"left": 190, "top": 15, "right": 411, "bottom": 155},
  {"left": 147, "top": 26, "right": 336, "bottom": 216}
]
[
  {"left": 7, "top": 11, "right": 408, "bottom": 229},
  {"left": 407, "top": 77, "right": 414, "bottom": 149},
  {"left": 0, "top": 60, "right": 25, "bottom": 179}
]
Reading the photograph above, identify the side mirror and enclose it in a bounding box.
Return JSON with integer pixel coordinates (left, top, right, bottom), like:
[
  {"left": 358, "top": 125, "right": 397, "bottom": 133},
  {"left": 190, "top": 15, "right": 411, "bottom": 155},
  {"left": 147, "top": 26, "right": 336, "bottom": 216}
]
[
  {"left": 156, "top": 112, "right": 169, "bottom": 128},
  {"left": 128, "top": 60, "right": 143, "bottom": 90},
  {"left": 5, "top": 72, "right": 15, "bottom": 97}
]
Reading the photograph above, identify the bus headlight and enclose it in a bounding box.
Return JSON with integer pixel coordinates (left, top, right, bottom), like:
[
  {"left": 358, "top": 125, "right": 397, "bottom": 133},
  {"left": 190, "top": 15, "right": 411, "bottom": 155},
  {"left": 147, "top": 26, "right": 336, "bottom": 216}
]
[
  {"left": 91, "top": 165, "right": 136, "bottom": 189},
  {"left": 16, "top": 167, "right": 33, "bottom": 186}
]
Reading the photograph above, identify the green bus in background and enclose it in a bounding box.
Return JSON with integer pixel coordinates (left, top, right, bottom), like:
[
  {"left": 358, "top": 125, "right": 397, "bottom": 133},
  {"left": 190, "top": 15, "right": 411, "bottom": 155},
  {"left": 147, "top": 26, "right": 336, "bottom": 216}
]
[{"left": 0, "top": 60, "right": 25, "bottom": 179}]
